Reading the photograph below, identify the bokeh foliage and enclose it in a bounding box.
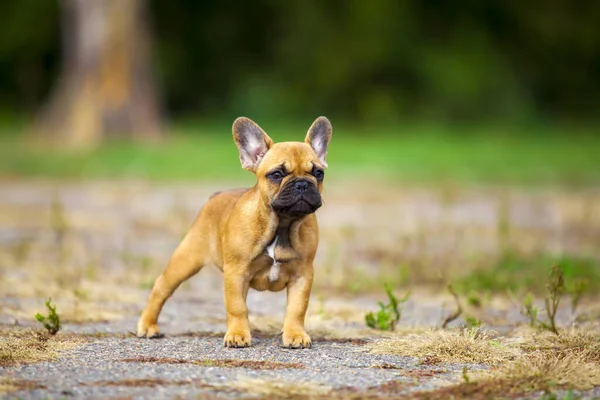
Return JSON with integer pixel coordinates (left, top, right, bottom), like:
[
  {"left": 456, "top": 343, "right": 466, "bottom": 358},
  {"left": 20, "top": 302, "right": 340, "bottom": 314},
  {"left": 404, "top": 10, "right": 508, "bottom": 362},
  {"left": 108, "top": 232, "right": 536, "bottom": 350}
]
[{"left": 0, "top": 0, "right": 599, "bottom": 123}]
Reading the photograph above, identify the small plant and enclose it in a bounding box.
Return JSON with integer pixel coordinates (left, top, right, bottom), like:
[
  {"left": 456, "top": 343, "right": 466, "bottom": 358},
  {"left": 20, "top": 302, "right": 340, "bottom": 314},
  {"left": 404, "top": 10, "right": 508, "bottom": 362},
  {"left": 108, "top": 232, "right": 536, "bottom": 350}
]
[
  {"left": 569, "top": 279, "right": 588, "bottom": 315},
  {"left": 35, "top": 298, "right": 61, "bottom": 335},
  {"left": 462, "top": 366, "right": 470, "bottom": 383},
  {"left": 464, "top": 316, "right": 482, "bottom": 328},
  {"left": 541, "top": 390, "right": 575, "bottom": 400},
  {"left": 442, "top": 284, "right": 463, "bottom": 328},
  {"left": 543, "top": 265, "right": 564, "bottom": 334},
  {"left": 467, "top": 294, "right": 482, "bottom": 308},
  {"left": 521, "top": 265, "right": 565, "bottom": 334},
  {"left": 50, "top": 196, "right": 68, "bottom": 252},
  {"left": 521, "top": 293, "right": 539, "bottom": 328},
  {"left": 365, "top": 283, "right": 409, "bottom": 331}
]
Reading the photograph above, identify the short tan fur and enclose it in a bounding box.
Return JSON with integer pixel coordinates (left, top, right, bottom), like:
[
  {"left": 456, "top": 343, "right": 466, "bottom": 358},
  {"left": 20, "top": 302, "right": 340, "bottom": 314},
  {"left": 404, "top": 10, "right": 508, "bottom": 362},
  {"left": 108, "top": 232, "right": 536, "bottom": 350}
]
[{"left": 137, "top": 117, "right": 332, "bottom": 348}]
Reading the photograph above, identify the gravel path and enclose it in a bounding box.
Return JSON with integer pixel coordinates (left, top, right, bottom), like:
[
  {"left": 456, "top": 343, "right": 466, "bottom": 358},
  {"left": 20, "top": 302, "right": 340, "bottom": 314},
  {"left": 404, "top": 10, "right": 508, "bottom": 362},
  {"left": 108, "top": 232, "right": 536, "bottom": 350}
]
[{"left": 2, "top": 335, "right": 473, "bottom": 399}]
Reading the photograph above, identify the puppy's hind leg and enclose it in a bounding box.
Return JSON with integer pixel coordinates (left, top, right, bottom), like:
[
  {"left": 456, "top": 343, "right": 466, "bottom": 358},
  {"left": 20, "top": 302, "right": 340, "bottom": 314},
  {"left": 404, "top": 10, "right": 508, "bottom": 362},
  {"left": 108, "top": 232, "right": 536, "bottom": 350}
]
[{"left": 137, "top": 234, "right": 205, "bottom": 338}]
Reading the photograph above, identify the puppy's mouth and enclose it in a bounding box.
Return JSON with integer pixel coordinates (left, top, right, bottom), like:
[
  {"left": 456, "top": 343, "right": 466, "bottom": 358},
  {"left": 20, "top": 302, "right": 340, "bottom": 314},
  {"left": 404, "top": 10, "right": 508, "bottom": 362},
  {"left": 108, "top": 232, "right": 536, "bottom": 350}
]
[
  {"left": 271, "top": 179, "right": 322, "bottom": 217},
  {"left": 274, "top": 198, "right": 321, "bottom": 216}
]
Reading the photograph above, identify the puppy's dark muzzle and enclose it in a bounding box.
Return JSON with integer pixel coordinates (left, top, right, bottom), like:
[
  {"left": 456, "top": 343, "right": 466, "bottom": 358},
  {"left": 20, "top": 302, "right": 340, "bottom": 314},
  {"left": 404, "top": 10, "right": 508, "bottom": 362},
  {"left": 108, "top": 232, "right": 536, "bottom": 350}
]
[{"left": 271, "top": 178, "right": 322, "bottom": 217}]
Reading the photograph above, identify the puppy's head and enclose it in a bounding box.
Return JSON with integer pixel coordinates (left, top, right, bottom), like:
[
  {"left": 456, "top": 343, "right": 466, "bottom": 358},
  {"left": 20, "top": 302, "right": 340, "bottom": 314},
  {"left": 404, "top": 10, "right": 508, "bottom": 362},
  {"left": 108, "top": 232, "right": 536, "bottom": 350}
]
[{"left": 232, "top": 117, "right": 332, "bottom": 218}]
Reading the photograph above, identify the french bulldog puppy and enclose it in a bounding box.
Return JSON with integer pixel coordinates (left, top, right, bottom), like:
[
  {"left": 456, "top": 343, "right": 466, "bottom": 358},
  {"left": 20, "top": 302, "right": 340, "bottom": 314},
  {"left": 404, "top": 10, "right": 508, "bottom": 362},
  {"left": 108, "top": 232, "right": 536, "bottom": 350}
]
[{"left": 137, "top": 117, "right": 332, "bottom": 348}]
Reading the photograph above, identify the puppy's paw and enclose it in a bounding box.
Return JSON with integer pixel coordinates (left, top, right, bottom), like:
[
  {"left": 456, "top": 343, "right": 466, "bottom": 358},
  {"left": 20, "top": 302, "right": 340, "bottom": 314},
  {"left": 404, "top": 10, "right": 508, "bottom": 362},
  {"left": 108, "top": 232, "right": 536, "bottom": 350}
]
[
  {"left": 223, "top": 330, "right": 251, "bottom": 348},
  {"left": 282, "top": 329, "right": 312, "bottom": 349},
  {"left": 137, "top": 319, "right": 164, "bottom": 339}
]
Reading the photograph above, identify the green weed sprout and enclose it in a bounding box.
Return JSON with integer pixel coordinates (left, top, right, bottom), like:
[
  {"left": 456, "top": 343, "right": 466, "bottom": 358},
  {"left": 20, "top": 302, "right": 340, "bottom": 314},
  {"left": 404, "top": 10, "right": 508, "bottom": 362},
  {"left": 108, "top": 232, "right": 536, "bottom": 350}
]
[
  {"left": 35, "top": 298, "right": 61, "bottom": 335},
  {"left": 521, "top": 265, "right": 568, "bottom": 334},
  {"left": 365, "top": 283, "right": 409, "bottom": 331}
]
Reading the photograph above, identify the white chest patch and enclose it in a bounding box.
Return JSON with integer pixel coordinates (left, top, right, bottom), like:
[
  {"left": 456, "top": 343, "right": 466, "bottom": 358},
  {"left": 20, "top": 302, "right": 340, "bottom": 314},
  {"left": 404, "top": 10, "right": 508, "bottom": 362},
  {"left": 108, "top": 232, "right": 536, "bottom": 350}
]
[{"left": 266, "top": 236, "right": 280, "bottom": 282}]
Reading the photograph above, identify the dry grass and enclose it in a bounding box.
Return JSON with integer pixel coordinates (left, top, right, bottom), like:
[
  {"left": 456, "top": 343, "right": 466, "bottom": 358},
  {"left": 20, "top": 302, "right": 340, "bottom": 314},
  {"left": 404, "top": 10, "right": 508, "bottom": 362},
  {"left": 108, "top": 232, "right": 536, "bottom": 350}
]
[
  {"left": 0, "top": 198, "right": 160, "bottom": 318},
  {"left": 408, "top": 353, "right": 600, "bottom": 399},
  {"left": 485, "top": 328, "right": 600, "bottom": 391},
  {"left": 366, "top": 328, "right": 520, "bottom": 365},
  {"left": 0, "top": 235, "right": 147, "bottom": 324},
  {"left": 0, "top": 328, "right": 83, "bottom": 366},
  {"left": 226, "top": 378, "right": 415, "bottom": 400},
  {"left": 0, "top": 378, "right": 45, "bottom": 395},
  {"left": 407, "top": 379, "right": 518, "bottom": 400},
  {"left": 485, "top": 352, "right": 600, "bottom": 391},
  {"left": 226, "top": 378, "right": 331, "bottom": 398},
  {"left": 408, "top": 327, "right": 600, "bottom": 398},
  {"left": 520, "top": 328, "right": 600, "bottom": 362},
  {"left": 0, "top": 257, "right": 149, "bottom": 303}
]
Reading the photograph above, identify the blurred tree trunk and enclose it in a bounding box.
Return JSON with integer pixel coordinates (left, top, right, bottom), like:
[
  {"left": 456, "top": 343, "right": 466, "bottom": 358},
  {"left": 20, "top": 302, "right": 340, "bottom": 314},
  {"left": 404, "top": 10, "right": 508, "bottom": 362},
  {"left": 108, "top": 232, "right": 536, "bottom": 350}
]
[{"left": 33, "top": 0, "right": 163, "bottom": 146}]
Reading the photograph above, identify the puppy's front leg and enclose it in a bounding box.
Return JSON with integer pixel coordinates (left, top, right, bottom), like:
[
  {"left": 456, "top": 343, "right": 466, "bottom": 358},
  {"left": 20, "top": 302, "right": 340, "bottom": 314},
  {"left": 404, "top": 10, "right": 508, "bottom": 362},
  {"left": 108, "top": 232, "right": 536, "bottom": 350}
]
[
  {"left": 282, "top": 265, "right": 314, "bottom": 349},
  {"left": 137, "top": 236, "right": 203, "bottom": 338},
  {"left": 223, "top": 269, "right": 251, "bottom": 348}
]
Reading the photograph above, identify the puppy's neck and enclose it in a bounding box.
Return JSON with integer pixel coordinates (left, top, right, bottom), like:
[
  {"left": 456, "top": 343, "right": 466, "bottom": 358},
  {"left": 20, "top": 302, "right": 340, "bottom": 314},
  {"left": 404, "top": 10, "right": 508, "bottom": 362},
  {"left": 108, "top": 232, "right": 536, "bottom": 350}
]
[
  {"left": 266, "top": 214, "right": 301, "bottom": 264},
  {"left": 249, "top": 186, "right": 304, "bottom": 263}
]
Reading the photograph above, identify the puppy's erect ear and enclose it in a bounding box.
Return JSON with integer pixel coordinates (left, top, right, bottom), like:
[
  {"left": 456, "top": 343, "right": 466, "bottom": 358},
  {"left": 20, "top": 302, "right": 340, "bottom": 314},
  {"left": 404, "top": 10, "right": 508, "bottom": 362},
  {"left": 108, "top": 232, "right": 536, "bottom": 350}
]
[
  {"left": 232, "top": 117, "right": 274, "bottom": 172},
  {"left": 305, "top": 116, "right": 332, "bottom": 168}
]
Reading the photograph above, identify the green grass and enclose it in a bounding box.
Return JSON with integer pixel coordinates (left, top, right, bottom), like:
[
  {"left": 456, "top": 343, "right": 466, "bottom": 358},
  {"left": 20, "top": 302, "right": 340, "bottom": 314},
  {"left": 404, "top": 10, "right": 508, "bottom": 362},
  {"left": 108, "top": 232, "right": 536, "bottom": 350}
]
[
  {"left": 1, "top": 120, "right": 599, "bottom": 185},
  {"left": 454, "top": 252, "right": 600, "bottom": 295}
]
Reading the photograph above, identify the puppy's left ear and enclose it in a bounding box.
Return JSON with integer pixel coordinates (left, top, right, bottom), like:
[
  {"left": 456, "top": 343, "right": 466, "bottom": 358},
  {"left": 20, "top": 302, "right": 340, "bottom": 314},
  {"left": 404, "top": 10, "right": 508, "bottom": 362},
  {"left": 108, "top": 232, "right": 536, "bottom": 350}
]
[
  {"left": 232, "top": 117, "right": 274, "bottom": 172},
  {"left": 305, "top": 116, "right": 332, "bottom": 168}
]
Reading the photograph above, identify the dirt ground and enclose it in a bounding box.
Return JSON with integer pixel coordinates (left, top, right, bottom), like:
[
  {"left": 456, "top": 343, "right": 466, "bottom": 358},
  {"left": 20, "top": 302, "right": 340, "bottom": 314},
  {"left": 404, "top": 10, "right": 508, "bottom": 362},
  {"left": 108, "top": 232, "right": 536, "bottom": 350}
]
[{"left": 1, "top": 180, "right": 599, "bottom": 399}]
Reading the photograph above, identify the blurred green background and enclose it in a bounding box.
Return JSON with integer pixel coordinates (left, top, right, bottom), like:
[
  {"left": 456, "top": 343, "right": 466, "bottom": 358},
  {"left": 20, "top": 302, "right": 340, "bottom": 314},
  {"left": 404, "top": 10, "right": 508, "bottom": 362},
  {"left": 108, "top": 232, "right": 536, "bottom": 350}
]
[{"left": 0, "top": 0, "right": 599, "bottom": 184}]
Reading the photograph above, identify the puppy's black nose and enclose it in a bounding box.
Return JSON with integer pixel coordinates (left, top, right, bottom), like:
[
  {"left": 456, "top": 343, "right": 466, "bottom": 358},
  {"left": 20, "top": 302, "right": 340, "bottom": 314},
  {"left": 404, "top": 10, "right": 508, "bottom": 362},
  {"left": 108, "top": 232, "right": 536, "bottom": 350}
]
[{"left": 294, "top": 181, "right": 309, "bottom": 193}]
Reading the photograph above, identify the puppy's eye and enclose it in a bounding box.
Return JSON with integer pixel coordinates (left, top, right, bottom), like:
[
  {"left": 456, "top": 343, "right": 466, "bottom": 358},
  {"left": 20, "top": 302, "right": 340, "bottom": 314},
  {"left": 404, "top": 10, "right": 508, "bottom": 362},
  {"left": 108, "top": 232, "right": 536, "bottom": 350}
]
[
  {"left": 312, "top": 169, "right": 325, "bottom": 181},
  {"left": 268, "top": 170, "right": 285, "bottom": 182}
]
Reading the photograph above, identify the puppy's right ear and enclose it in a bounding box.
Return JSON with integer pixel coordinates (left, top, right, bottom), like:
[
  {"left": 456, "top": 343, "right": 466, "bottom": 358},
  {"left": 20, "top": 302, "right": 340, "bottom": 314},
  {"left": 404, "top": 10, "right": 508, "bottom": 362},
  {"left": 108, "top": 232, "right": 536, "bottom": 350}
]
[
  {"left": 305, "top": 116, "right": 332, "bottom": 168},
  {"left": 232, "top": 117, "right": 274, "bottom": 172}
]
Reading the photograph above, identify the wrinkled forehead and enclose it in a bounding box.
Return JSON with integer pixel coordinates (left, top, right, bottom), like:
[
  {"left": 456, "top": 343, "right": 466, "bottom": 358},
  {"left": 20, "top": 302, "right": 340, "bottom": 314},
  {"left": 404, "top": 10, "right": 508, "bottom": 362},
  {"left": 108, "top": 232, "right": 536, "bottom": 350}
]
[{"left": 259, "top": 142, "right": 321, "bottom": 172}]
